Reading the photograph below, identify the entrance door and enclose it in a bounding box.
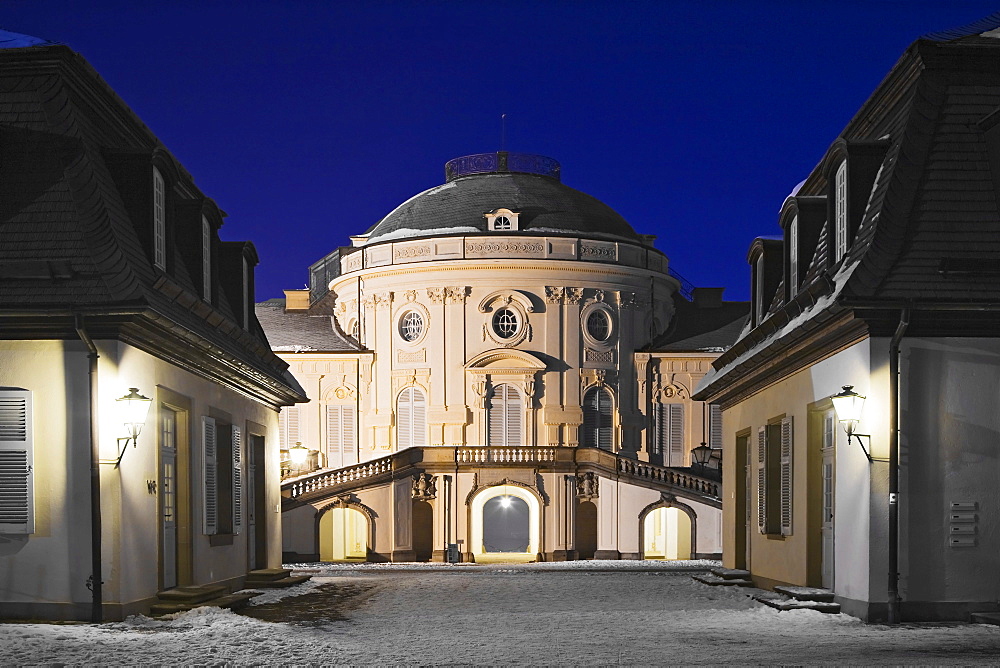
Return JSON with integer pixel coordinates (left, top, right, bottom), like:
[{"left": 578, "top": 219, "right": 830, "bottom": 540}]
[
  {"left": 744, "top": 435, "right": 753, "bottom": 570},
  {"left": 821, "top": 413, "right": 835, "bottom": 588},
  {"left": 249, "top": 434, "right": 267, "bottom": 569},
  {"left": 160, "top": 408, "right": 178, "bottom": 590}
]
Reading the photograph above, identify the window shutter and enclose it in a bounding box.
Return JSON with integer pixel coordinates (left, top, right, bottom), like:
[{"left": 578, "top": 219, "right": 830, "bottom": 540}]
[
  {"left": 0, "top": 390, "right": 32, "bottom": 534},
  {"left": 780, "top": 416, "right": 793, "bottom": 536},
  {"left": 652, "top": 404, "right": 664, "bottom": 455},
  {"left": 326, "top": 405, "right": 342, "bottom": 468},
  {"left": 757, "top": 426, "right": 767, "bottom": 534},
  {"left": 153, "top": 167, "right": 166, "bottom": 270},
  {"left": 203, "top": 416, "right": 217, "bottom": 535},
  {"left": 279, "top": 406, "right": 300, "bottom": 450},
  {"left": 398, "top": 389, "right": 413, "bottom": 449},
  {"left": 342, "top": 406, "right": 357, "bottom": 465},
  {"left": 505, "top": 385, "right": 522, "bottom": 447},
  {"left": 581, "top": 389, "right": 597, "bottom": 449},
  {"left": 597, "top": 390, "right": 612, "bottom": 451},
  {"left": 668, "top": 404, "right": 684, "bottom": 466},
  {"left": 412, "top": 389, "right": 426, "bottom": 447},
  {"left": 232, "top": 426, "right": 242, "bottom": 535},
  {"left": 710, "top": 404, "right": 723, "bottom": 449},
  {"left": 488, "top": 385, "right": 506, "bottom": 447}
]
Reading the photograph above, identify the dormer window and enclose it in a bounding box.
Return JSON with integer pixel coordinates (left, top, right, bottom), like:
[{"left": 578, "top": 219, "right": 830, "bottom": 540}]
[
  {"left": 242, "top": 256, "right": 249, "bottom": 330},
  {"left": 788, "top": 214, "right": 799, "bottom": 294},
  {"left": 153, "top": 167, "right": 166, "bottom": 270},
  {"left": 201, "top": 216, "right": 212, "bottom": 303},
  {"left": 485, "top": 208, "right": 519, "bottom": 232},
  {"left": 834, "top": 161, "right": 848, "bottom": 263}
]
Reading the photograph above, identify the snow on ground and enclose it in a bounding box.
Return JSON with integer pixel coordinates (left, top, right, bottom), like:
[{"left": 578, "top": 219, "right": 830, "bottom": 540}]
[{"left": 2, "top": 561, "right": 1000, "bottom": 665}]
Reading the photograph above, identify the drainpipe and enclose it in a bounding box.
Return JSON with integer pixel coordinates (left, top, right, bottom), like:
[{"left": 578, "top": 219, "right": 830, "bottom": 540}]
[
  {"left": 887, "top": 308, "right": 909, "bottom": 625},
  {"left": 74, "top": 314, "right": 102, "bottom": 623}
]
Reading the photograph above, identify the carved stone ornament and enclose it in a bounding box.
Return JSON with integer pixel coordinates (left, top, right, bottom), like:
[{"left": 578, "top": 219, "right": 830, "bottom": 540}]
[
  {"left": 595, "top": 369, "right": 607, "bottom": 386},
  {"left": 373, "top": 291, "right": 393, "bottom": 310},
  {"left": 566, "top": 288, "right": 584, "bottom": 304},
  {"left": 619, "top": 291, "right": 639, "bottom": 309},
  {"left": 545, "top": 286, "right": 565, "bottom": 304},
  {"left": 427, "top": 287, "right": 446, "bottom": 304},
  {"left": 412, "top": 473, "right": 437, "bottom": 501},
  {"left": 404, "top": 290, "right": 417, "bottom": 302},
  {"left": 445, "top": 286, "right": 469, "bottom": 304},
  {"left": 576, "top": 472, "right": 599, "bottom": 500},
  {"left": 332, "top": 494, "right": 352, "bottom": 508}
]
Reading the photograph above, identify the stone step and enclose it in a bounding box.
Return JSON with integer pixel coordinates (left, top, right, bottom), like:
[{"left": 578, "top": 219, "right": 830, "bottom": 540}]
[
  {"left": 773, "top": 586, "right": 835, "bottom": 602},
  {"left": 149, "top": 591, "right": 259, "bottom": 617},
  {"left": 244, "top": 575, "right": 312, "bottom": 589},
  {"left": 156, "top": 585, "right": 227, "bottom": 604},
  {"left": 753, "top": 595, "right": 841, "bottom": 614},
  {"left": 693, "top": 574, "right": 753, "bottom": 587},
  {"left": 245, "top": 568, "right": 293, "bottom": 582},
  {"left": 710, "top": 567, "right": 751, "bottom": 580},
  {"left": 971, "top": 612, "right": 1000, "bottom": 626}
]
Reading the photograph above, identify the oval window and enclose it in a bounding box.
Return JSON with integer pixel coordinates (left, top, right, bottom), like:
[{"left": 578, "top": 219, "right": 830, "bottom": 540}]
[
  {"left": 587, "top": 310, "right": 611, "bottom": 341},
  {"left": 492, "top": 308, "right": 519, "bottom": 339},
  {"left": 399, "top": 310, "right": 424, "bottom": 342}
]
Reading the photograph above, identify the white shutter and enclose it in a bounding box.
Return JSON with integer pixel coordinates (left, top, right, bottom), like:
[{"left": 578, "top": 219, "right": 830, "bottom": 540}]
[
  {"left": 597, "top": 389, "right": 612, "bottom": 451},
  {"left": 668, "top": 404, "right": 684, "bottom": 466},
  {"left": 279, "top": 406, "right": 300, "bottom": 450},
  {"left": 710, "top": 404, "right": 723, "bottom": 449},
  {"left": 652, "top": 404, "right": 664, "bottom": 455},
  {"left": 326, "top": 405, "right": 342, "bottom": 468},
  {"left": 342, "top": 406, "right": 357, "bottom": 465},
  {"left": 0, "top": 390, "right": 32, "bottom": 534},
  {"left": 780, "top": 416, "right": 793, "bottom": 536},
  {"left": 398, "top": 390, "right": 412, "bottom": 449},
  {"left": 757, "top": 426, "right": 767, "bottom": 534},
  {"left": 232, "top": 425, "right": 242, "bottom": 535},
  {"left": 505, "top": 385, "right": 521, "bottom": 447},
  {"left": 488, "top": 386, "right": 505, "bottom": 447},
  {"left": 203, "top": 416, "right": 217, "bottom": 535},
  {"left": 412, "top": 389, "right": 426, "bottom": 448}
]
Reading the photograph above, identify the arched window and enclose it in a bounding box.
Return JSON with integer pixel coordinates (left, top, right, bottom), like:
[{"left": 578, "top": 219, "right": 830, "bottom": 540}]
[
  {"left": 834, "top": 161, "right": 848, "bottom": 263},
  {"left": 396, "top": 388, "right": 426, "bottom": 449},
  {"left": 582, "top": 387, "right": 613, "bottom": 450},
  {"left": 488, "top": 384, "right": 522, "bottom": 447}
]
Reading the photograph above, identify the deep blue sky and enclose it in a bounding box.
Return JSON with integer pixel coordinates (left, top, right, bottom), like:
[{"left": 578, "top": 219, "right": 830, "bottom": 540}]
[{"left": 4, "top": 1, "right": 998, "bottom": 300}]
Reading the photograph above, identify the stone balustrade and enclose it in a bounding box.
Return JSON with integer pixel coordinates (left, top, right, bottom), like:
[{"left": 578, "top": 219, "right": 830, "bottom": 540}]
[
  {"left": 617, "top": 458, "right": 720, "bottom": 498},
  {"left": 286, "top": 455, "right": 393, "bottom": 498},
  {"left": 456, "top": 446, "right": 556, "bottom": 464}
]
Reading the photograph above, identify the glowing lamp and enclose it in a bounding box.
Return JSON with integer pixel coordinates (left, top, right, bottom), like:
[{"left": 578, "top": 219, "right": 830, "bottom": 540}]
[
  {"left": 108, "top": 388, "right": 152, "bottom": 468},
  {"left": 289, "top": 442, "right": 309, "bottom": 465}
]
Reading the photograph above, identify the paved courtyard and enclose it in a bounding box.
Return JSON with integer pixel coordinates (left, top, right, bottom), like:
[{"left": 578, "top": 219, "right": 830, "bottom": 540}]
[{"left": 3, "top": 562, "right": 1000, "bottom": 665}]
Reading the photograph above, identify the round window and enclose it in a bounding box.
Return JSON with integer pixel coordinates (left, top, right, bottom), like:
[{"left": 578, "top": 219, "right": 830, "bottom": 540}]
[
  {"left": 586, "top": 310, "right": 611, "bottom": 341},
  {"left": 399, "top": 310, "right": 424, "bottom": 342},
  {"left": 492, "top": 308, "right": 519, "bottom": 339}
]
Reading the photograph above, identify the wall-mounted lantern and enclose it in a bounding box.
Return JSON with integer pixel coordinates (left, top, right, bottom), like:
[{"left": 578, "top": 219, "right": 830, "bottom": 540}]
[
  {"left": 691, "top": 442, "right": 713, "bottom": 471},
  {"left": 289, "top": 442, "right": 309, "bottom": 466},
  {"left": 108, "top": 387, "right": 152, "bottom": 468},
  {"left": 830, "top": 385, "right": 885, "bottom": 462}
]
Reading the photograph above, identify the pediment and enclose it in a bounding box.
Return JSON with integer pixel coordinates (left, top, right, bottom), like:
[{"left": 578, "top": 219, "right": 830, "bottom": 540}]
[{"left": 464, "top": 348, "right": 547, "bottom": 371}]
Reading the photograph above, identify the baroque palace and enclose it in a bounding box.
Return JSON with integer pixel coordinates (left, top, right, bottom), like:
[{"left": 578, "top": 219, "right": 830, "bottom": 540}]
[{"left": 259, "top": 152, "right": 747, "bottom": 563}]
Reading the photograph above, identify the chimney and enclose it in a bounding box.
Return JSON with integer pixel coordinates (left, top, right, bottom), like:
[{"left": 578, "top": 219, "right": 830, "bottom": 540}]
[{"left": 284, "top": 289, "right": 310, "bottom": 311}]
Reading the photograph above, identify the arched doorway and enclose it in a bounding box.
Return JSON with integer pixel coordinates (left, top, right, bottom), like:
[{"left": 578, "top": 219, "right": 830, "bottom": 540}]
[
  {"left": 412, "top": 500, "right": 434, "bottom": 562},
  {"left": 319, "top": 507, "right": 368, "bottom": 561},
  {"left": 575, "top": 500, "right": 598, "bottom": 560},
  {"left": 470, "top": 485, "right": 541, "bottom": 563},
  {"left": 642, "top": 507, "right": 692, "bottom": 560}
]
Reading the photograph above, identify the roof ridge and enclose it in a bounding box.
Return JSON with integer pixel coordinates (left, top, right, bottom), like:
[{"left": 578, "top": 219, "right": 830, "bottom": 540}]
[{"left": 920, "top": 11, "right": 1000, "bottom": 42}]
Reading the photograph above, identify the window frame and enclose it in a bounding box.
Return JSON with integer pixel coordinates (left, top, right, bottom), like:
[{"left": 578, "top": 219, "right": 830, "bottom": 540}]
[
  {"left": 487, "top": 383, "right": 523, "bottom": 447},
  {"left": 153, "top": 166, "right": 166, "bottom": 270},
  {"left": 834, "top": 161, "right": 848, "bottom": 263},
  {"left": 582, "top": 386, "right": 614, "bottom": 451},
  {"left": 0, "top": 389, "right": 33, "bottom": 534}
]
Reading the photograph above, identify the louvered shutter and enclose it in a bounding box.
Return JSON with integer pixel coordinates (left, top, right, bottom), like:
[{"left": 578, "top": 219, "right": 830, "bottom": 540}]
[
  {"left": 342, "top": 407, "right": 357, "bottom": 464},
  {"left": 652, "top": 404, "right": 664, "bottom": 455},
  {"left": 398, "top": 389, "right": 413, "bottom": 449},
  {"left": 488, "top": 386, "right": 506, "bottom": 447},
  {"left": 326, "top": 405, "right": 342, "bottom": 468},
  {"left": 757, "top": 426, "right": 767, "bottom": 534},
  {"left": 412, "top": 390, "right": 426, "bottom": 447},
  {"left": 597, "top": 390, "right": 612, "bottom": 451},
  {"left": 203, "top": 416, "right": 218, "bottom": 535},
  {"left": 232, "top": 426, "right": 242, "bottom": 535},
  {"left": 710, "top": 404, "right": 723, "bottom": 449},
  {"left": 668, "top": 404, "right": 684, "bottom": 465},
  {"left": 581, "top": 389, "right": 598, "bottom": 448},
  {"left": 279, "top": 406, "right": 300, "bottom": 450},
  {"left": 780, "top": 416, "right": 793, "bottom": 536},
  {"left": 0, "top": 390, "right": 32, "bottom": 534},
  {"left": 505, "top": 386, "right": 521, "bottom": 447}
]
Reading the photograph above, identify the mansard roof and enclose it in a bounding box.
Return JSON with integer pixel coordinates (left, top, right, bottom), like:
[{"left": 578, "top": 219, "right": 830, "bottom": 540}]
[
  {"left": 0, "top": 42, "right": 305, "bottom": 407},
  {"left": 697, "top": 14, "right": 1000, "bottom": 401},
  {"left": 256, "top": 299, "right": 361, "bottom": 353},
  {"left": 651, "top": 291, "right": 749, "bottom": 353}
]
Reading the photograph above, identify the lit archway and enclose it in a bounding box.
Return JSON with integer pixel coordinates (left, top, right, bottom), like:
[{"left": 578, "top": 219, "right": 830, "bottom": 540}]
[
  {"left": 642, "top": 507, "right": 692, "bottom": 560},
  {"left": 470, "top": 485, "right": 541, "bottom": 563},
  {"left": 319, "top": 507, "right": 369, "bottom": 561}
]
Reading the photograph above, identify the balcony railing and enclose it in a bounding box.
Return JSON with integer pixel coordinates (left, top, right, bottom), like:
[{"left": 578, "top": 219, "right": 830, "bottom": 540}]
[
  {"left": 456, "top": 446, "right": 556, "bottom": 464},
  {"left": 617, "top": 458, "right": 720, "bottom": 498},
  {"left": 286, "top": 454, "right": 393, "bottom": 499}
]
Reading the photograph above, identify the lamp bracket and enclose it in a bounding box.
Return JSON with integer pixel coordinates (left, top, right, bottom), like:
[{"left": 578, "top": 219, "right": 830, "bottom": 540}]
[
  {"left": 849, "top": 433, "right": 889, "bottom": 463},
  {"left": 100, "top": 436, "right": 137, "bottom": 468}
]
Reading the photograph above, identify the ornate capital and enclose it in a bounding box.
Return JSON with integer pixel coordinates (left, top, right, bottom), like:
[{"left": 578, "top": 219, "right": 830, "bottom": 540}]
[
  {"left": 403, "top": 290, "right": 417, "bottom": 302},
  {"left": 619, "top": 291, "right": 639, "bottom": 309},
  {"left": 426, "top": 287, "right": 446, "bottom": 304},
  {"left": 373, "top": 291, "right": 393, "bottom": 309},
  {"left": 445, "top": 286, "right": 469, "bottom": 304},
  {"left": 545, "top": 286, "right": 565, "bottom": 304},
  {"left": 566, "top": 288, "right": 584, "bottom": 304}
]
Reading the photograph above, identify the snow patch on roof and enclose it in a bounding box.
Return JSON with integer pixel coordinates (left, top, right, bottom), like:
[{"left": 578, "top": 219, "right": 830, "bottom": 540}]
[
  {"left": 367, "top": 181, "right": 458, "bottom": 238},
  {"left": 780, "top": 179, "right": 808, "bottom": 211},
  {"left": 368, "top": 225, "right": 480, "bottom": 243},
  {"left": 529, "top": 226, "right": 639, "bottom": 243},
  {"left": 0, "top": 29, "right": 55, "bottom": 49}
]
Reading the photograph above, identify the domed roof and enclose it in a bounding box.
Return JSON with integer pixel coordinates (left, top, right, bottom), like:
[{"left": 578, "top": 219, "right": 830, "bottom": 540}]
[{"left": 364, "top": 152, "right": 641, "bottom": 244}]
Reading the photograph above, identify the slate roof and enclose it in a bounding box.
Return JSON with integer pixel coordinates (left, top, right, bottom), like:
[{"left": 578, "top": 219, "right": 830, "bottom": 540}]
[
  {"left": 0, "top": 43, "right": 305, "bottom": 405},
  {"left": 366, "top": 171, "right": 642, "bottom": 244},
  {"left": 697, "top": 13, "right": 1000, "bottom": 399},
  {"left": 256, "top": 299, "right": 361, "bottom": 352},
  {"left": 650, "top": 294, "right": 749, "bottom": 353}
]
